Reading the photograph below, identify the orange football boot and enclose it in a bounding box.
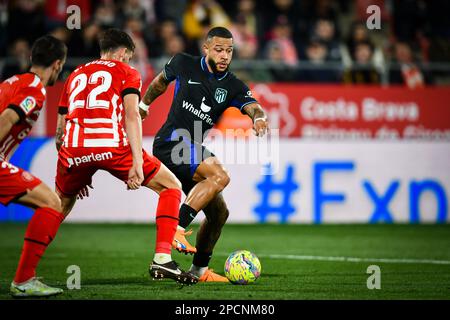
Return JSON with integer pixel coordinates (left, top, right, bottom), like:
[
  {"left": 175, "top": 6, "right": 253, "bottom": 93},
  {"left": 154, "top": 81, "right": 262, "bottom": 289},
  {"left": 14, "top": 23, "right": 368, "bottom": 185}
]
[
  {"left": 172, "top": 228, "right": 197, "bottom": 254},
  {"left": 198, "top": 269, "right": 229, "bottom": 283}
]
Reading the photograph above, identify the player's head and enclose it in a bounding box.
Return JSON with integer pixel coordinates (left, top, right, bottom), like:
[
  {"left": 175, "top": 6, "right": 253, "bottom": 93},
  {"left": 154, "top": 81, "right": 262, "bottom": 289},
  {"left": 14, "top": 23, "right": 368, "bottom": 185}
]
[
  {"left": 203, "top": 27, "right": 233, "bottom": 74},
  {"left": 99, "top": 28, "right": 135, "bottom": 64},
  {"left": 31, "top": 35, "right": 67, "bottom": 86}
]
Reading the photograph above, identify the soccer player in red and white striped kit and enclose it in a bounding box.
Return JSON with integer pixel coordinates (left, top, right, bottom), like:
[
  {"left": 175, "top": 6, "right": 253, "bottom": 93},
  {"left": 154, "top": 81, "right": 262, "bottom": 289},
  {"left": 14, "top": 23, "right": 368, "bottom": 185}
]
[
  {"left": 0, "top": 35, "right": 67, "bottom": 297},
  {"left": 54, "top": 29, "right": 197, "bottom": 286}
]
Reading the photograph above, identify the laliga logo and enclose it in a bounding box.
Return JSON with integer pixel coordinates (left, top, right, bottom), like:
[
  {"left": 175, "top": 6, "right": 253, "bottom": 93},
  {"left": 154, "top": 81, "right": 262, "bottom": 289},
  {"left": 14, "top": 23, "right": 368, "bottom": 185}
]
[{"left": 20, "top": 96, "right": 36, "bottom": 113}]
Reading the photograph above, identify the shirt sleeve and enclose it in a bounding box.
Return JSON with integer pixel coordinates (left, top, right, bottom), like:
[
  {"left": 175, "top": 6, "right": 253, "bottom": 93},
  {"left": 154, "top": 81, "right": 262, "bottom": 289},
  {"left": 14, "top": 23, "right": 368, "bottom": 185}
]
[
  {"left": 122, "top": 66, "right": 142, "bottom": 99},
  {"left": 8, "top": 86, "right": 45, "bottom": 120},
  {"left": 163, "top": 53, "right": 184, "bottom": 82},
  {"left": 58, "top": 77, "right": 70, "bottom": 114},
  {"left": 229, "top": 80, "right": 257, "bottom": 114}
]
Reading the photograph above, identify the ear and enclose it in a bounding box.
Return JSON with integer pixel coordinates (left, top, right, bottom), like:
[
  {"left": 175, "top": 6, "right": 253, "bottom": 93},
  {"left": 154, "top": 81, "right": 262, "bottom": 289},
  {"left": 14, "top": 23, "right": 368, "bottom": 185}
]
[
  {"left": 202, "top": 42, "right": 209, "bottom": 56},
  {"left": 53, "top": 59, "right": 62, "bottom": 71}
]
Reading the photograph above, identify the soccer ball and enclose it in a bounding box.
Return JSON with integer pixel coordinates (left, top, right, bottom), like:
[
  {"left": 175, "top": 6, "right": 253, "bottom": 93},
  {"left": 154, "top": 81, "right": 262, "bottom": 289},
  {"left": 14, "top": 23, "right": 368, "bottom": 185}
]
[{"left": 224, "top": 250, "right": 261, "bottom": 284}]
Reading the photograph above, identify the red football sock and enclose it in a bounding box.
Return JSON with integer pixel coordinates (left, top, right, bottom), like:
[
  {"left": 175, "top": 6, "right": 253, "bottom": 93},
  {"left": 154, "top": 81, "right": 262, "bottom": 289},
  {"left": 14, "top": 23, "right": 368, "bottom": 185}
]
[
  {"left": 14, "top": 207, "right": 64, "bottom": 284},
  {"left": 155, "top": 188, "right": 181, "bottom": 254}
]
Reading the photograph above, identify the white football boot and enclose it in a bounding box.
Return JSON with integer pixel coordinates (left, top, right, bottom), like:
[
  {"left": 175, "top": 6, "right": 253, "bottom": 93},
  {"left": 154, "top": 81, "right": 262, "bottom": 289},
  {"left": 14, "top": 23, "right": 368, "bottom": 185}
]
[{"left": 10, "top": 277, "right": 63, "bottom": 298}]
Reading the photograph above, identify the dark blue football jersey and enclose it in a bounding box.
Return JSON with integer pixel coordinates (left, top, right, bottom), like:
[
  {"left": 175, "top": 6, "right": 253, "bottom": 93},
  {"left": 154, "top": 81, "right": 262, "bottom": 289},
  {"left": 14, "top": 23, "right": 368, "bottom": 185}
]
[{"left": 154, "top": 53, "right": 257, "bottom": 145}]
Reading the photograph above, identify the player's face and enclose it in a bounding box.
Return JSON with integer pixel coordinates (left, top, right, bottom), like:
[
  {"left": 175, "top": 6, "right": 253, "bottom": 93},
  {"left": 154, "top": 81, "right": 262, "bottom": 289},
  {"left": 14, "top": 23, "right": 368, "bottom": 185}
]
[
  {"left": 204, "top": 37, "right": 233, "bottom": 73},
  {"left": 122, "top": 49, "right": 134, "bottom": 64},
  {"left": 48, "top": 58, "right": 65, "bottom": 86}
]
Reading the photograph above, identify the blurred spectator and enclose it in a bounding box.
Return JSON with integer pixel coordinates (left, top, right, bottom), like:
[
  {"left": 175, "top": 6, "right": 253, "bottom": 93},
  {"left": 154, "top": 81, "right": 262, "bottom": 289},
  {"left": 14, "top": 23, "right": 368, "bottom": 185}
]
[
  {"left": 343, "top": 41, "right": 381, "bottom": 84},
  {"left": 231, "top": 0, "right": 264, "bottom": 48},
  {"left": 389, "top": 42, "right": 432, "bottom": 88},
  {"left": 182, "top": 0, "right": 231, "bottom": 41},
  {"left": 155, "top": 0, "right": 187, "bottom": 27},
  {"left": 50, "top": 26, "right": 71, "bottom": 43},
  {"left": 93, "top": 2, "right": 118, "bottom": 29},
  {"left": 129, "top": 36, "right": 155, "bottom": 85},
  {"left": 263, "top": 0, "right": 299, "bottom": 44},
  {"left": 163, "top": 35, "right": 186, "bottom": 58},
  {"left": 310, "top": 18, "right": 341, "bottom": 62},
  {"left": 148, "top": 19, "right": 180, "bottom": 58},
  {"left": 265, "top": 16, "right": 298, "bottom": 66},
  {"left": 298, "top": 39, "right": 341, "bottom": 83},
  {"left": 230, "top": 14, "right": 258, "bottom": 59},
  {"left": 7, "top": 0, "right": 46, "bottom": 44},
  {"left": 346, "top": 22, "right": 372, "bottom": 60},
  {"left": 1, "top": 38, "right": 30, "bottom": 79},
  {"left": 68, "top": 22, "right": 101, "bottom": 58},
  {"left": 265, "top": 41, "right": 297, "bottom": 82}
]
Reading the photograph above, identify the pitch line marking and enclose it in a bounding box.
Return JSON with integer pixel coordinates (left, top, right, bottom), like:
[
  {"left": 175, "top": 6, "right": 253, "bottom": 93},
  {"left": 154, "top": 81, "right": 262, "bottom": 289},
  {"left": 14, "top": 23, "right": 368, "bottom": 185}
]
[{"left": 217, "top": 253, "right": 450, "bottom": 265}]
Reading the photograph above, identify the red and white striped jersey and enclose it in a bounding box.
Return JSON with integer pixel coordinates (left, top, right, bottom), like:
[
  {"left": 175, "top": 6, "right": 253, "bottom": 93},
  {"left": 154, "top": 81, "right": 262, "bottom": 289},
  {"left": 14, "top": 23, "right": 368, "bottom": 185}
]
[
  {"left": 59, "top": 59, "right": 142, "bottom": 148},
  {"left": 0, "top": 73, "right": 46, "bottom": 161}
]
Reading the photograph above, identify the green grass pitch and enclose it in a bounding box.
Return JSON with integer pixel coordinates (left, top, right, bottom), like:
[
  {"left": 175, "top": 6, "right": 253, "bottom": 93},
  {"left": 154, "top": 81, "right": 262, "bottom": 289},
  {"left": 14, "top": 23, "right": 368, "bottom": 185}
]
[{"left": 0, "top": 223, "right": 449, "bottom": 300}]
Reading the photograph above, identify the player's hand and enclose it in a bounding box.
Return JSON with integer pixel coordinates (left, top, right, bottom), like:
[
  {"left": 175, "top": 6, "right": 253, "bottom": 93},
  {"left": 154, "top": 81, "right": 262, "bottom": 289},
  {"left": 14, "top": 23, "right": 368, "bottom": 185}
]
[
  {"left": 77, "top": 184, "right": 93, "bottom": 200},
  {"left": 253, "top": 118, "right": 268, "bottom": 137},
  {"left": 127, "top": 162, "right": 144, "bottom": 190}
]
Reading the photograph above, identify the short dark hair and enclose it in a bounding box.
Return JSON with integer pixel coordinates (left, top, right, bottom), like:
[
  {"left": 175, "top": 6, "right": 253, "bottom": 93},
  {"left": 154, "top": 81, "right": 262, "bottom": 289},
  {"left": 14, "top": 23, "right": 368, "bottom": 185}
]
[
  {"left": 31, "top": 35, "right": 67, "bottom": 67},
  {"left": 206, "top": 27, "right": 233, "bottom": 41},
  {"left": 99, "top": 28, "right": 136, "bottom": 53}
]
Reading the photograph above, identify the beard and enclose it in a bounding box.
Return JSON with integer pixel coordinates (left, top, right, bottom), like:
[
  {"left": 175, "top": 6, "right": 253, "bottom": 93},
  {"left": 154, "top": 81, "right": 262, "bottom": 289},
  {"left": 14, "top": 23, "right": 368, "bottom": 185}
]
[
  {"left": 48, "top": 75, "right": 57, "bottom": 86},
  {"left": 207, "top": 57, "right": 229, "bottom": 74}
]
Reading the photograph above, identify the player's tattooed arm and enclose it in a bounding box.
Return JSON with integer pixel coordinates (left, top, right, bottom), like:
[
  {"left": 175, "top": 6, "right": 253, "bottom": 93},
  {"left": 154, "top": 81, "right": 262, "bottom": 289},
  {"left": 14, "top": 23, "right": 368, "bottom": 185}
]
[
  {"left": 243, "top": 103, "right": 269, "bottom": 137},
  {"left": 139, "top": 72, "right": 171, "bottom": 120},
  {"left": 0, "top": 109, "right": 20, "bottom": 142},
  {"left": 55, "top": 113, "right": 66, "bottom": 151}
]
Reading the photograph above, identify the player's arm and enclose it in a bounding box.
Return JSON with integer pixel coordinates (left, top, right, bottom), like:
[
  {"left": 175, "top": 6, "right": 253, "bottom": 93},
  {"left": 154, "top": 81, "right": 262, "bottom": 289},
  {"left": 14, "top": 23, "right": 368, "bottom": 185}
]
[
  {"left": 124, "top": 93, "right": 144, "bottom": 190},
  {"left": 56, "top": 77, "right": 70, "bottom": 151},
  {"left": 0, "top": 108, "right": 20, "bottom": 142},
  {"left": 55, "top": 113, "right": 66, "bottom": 151},
  {"left": 138, "top": 71, "right": 171, "bottom": 120},
  {"left": 139, "top": 53, "right": 184, "bottom": 120},
  {"left": 243, "top": 103, "right": 269, "bottom": 137}
]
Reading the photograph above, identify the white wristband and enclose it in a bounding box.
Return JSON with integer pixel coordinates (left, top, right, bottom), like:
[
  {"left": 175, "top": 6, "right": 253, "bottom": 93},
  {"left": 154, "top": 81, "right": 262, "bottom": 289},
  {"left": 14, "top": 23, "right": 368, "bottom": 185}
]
[
  {"left": 254, "top": 117, "right": 266, "bottom": 124},
  {"left": 139, "top": 101, "right": 150, "bottom": 112}
]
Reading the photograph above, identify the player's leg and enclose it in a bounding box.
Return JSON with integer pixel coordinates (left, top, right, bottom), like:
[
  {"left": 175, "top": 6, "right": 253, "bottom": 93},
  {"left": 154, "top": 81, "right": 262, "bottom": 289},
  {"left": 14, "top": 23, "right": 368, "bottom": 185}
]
[
  {"left": 54, "top": 148, "right": 97, "bottom": 217},
  {"left": 10, "top": 182, "right": 65, "bottom": 297},
  {"left": 189, "top": 193, "right": 229, "bottom": 282},
  {"left": 107, "top": 147, "right": 197, "bottom": 284},
  {"left": 144, "top": 163, "right": 197, "bottom": 284},
  {"left": 173, "top": 156, "right": 230, "bottom": 254}
]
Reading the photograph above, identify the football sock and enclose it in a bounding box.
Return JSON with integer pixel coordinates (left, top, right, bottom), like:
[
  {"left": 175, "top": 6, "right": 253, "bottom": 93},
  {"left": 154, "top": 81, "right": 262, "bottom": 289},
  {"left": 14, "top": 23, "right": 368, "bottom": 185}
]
[
  {"left": 153, "top": 253, "right": 172, "bottom": 264},
  {"left": 14, "top": 207, "right": 64, "bottom": 284},
  {"left": 155, "top": 188, "right": 181, "bottom": 254},
  {"left": 192, "top": 251, "right": 212, "bottom": 268},
  {"left": 190, "top": 265, "right": 208, "bottom": 277},
  {"left": 178, "top": 203, "right": 198, "bottom": 229}
]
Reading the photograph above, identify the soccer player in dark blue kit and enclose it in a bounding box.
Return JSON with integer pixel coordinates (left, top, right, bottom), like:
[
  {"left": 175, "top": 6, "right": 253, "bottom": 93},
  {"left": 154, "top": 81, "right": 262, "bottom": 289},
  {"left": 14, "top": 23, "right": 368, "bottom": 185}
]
[{"left": 139, "top": 27, "right": 269, "bottom": 282}]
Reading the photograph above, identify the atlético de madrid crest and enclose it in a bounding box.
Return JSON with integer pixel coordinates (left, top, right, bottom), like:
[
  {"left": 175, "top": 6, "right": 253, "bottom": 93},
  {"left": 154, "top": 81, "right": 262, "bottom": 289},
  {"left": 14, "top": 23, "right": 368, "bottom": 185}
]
[{"left": 214, "top": 88, "right": 227, "bottom": 104}]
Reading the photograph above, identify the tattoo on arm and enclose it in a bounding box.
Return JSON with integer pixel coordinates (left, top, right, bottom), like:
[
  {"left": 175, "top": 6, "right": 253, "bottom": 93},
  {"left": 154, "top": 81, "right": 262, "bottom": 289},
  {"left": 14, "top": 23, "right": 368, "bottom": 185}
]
[
  {"left": 244, "top": 103, "right": 266, "bottom": 122},
  {"left": 55, "top": 115, "right": 65, "bottom": 151},
  {"left": 142, "top": 72, "right": 170, "bottom": 105},
  {"left": 55, "top": 127, "right": 64, "bottom": 150}
]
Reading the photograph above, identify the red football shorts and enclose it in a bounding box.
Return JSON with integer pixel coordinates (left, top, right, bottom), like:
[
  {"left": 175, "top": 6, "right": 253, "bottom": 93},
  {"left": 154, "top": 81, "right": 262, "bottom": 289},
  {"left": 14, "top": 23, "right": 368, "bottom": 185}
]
[
  {"left": 55, "top": 145, "right": 161, "bottom": 197},
  {"left": 0, "top": 160, "right": 42, "bottom": 205}
]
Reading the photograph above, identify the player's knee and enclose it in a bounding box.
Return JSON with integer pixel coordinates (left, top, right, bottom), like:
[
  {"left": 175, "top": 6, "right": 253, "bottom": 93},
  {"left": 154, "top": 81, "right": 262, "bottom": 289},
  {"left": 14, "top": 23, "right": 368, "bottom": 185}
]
[
  {"left": 43, "top": 192, "right": 62, "bottom": 213},
  {"left": 213, "top": 171, "right": 230, "bottom": 192},
  {"left": 165, "top": 175, "right": 182, "bottom": 191}
]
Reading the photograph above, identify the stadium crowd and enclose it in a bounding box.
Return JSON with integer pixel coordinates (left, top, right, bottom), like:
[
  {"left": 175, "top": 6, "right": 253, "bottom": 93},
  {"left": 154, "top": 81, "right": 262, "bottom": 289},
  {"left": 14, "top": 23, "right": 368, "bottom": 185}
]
[{"left": 1, "top": 0, "right": 449, "bottom": 86}]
